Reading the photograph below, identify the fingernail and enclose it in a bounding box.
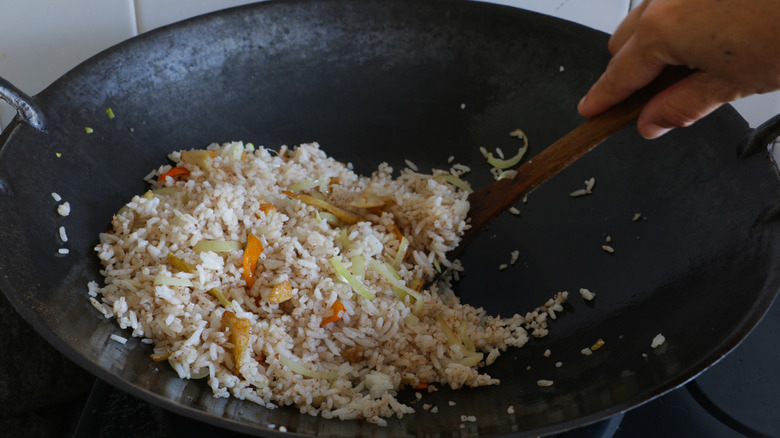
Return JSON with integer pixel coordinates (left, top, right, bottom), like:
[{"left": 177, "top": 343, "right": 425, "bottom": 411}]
[
  {"left": 640, "top": 124, "right": 671, "bottom": 140},
  {"left": 577, "top": 95, "right": 587, "bottom": 110}
]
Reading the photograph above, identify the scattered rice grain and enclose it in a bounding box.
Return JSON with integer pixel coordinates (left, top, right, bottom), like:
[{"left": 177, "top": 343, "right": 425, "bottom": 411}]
[
  {"left": 57, "top": 202, "right": 71, "bottom": 217},
  {"left": 651, "top": 333, "right": 666, "bottom": 348}
]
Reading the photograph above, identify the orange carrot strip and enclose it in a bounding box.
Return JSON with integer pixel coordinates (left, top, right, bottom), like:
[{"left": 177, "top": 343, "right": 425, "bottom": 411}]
[
  {"left": 320, "top": 300, "right": 346, "bottom": 327},
  {"left": 157, "top": 166, "right": 190, "bottom": 182},
  {"left": 414, "top": 382, "right": 429, "bottom": 390},
  {"left": 391, "top": 224, "right": 403, "bottom": 241},
  {"left": 242, "top": 234, "right": 264, "bottom": 288}
]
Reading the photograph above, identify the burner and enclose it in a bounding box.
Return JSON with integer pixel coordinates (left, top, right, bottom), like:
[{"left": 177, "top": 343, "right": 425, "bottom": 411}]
[{"left": 686, "top": 295, "right": 780, "bottom": 438}]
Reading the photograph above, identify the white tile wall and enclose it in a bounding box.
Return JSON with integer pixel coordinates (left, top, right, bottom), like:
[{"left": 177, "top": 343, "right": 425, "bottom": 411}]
[{"left": 1, "top": 0, "right": 779, "bottom": 130}]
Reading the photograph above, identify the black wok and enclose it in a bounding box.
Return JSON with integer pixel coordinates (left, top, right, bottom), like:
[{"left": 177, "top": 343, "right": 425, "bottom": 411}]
[{"left": 1, "top": 0, "right": 780, "bottom": 436}]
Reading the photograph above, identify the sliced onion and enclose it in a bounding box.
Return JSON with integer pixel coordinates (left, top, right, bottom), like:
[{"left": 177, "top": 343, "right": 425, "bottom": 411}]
[
  {"left": 436, "top": 313, "right": 466, "bottom": 351},
  {"left": 330, "top": 256, "right": 375, "bottom": 300},
  {"left": 433, "top": 174, "right": 474, "bottom": 193},
  {"left": 317, "top": 211, "right": 341, "bottom": 227},
  {"left": 497, "top": 169, "right": 518, "bottom": 180},
  {"left": 153, "top": 274, "right": 193, "bottom": 287},
  {"left": 392, "top": 236, "right": 409, "bottom": 270},
  {"left": 190, "top": 365, "right": 210, "bottom": 379},
  {"left": 486, "top": 134, "right": 528, "bottom": 169},
  {"left": 193, "top": 240, "right": 241, "bottom": 253},
  {"left": 288, "top": 179, "right": 323, "bottom": 192},
  {"left": 443, "top": 352, "right": 484, "bottom": 368},
  {"left": 278, "top": 354, "right": 336, "bottom": 381}
]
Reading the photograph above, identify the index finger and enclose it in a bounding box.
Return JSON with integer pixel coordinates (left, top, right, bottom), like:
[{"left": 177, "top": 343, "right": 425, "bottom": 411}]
[{"left": 578, "top": 35, "right": 669, "bottom": 118}]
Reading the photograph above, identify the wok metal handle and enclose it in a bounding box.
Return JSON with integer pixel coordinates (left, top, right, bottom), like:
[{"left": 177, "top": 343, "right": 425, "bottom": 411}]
[
  {"left": 0, "top": 76, "right": 46, "bottom": 132},
  {"left": 738, "top": 113, "right": 780, "bottom": 158}
]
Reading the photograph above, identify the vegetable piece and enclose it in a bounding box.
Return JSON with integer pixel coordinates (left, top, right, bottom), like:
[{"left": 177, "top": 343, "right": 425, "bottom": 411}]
[
  {"left": 258, "top": 203, "right": 276, "bottom": 215},
  {"left": 282, "top": 190, "right": 366, "bottom": 225},
  {"left": 369, "top": 260, "right": 423, "bottom": 304},
  {"left": 153, "top": 273, "right": 193, "bottom": 287},
  {"left": 278, "top": 354, "right": 336, "bottom": 381},
  {"left": 180, "top": 149, "right": 217, "bottom": 173},
  {"left": 365, "top": 371, "right": 394, "bottom": 398},
  {"left": 497, "top": 170, "right": 518, "bottom": 180},
  {"left": 150, "top": 350, "right": 171, "bottom": 362},
  {"left": 320, "top": 300, "right": 346, "bottom": 327},
  {"left": 268, "top": 280, "right": 294, "bottom": 304},
  {"left": 221, "top": 142, "right": 245, "bottom": 160},
  {"left": 287, "top": 178, "right": 323, "bottom": 192},
  {"left": 433, "top": 174, "right": 474, "bottom": 193},
  {"left": 349, "top": 182, "right": 395, "bottom": 208},
  {"left": 392, "top": 235, "right": 410, "bottom": 270},
  {"left": 340, "top": 345, "right": 364, "bottom": 363},
  {"left": 84, "top": 127, "right": 94, "bottom": 134},
  {"left": 414, "top": 382, "right": 429, "bottom": 390},
  {"left": 436, "top": 313, "right": 468, "bottom": 352},
  {"left": 442, "top": 352, "right": 484, "bottom": 368},
  {"left": 486, "top": 132, "right": 528, "bottom": 169},
  {"left": 167, "top": 253, "right": 195, "bottom": 273},
  {"left": 193, "top": 240, "right": 241, "bottom": 253},
  {"left": 390, "top": 224, "right": 404, "bottom": 242},
  {"left": 242, "top": 234, "right": 264, "bottom": 288},
  {"left": 350, "top": 255, "right": 366, "bottom": 279},
  {"left": 208, "top": 287, "right": 233, "bottom": 309},
  {"left": 189, "top": 366, "right": 210, "bottom": 379},
  {"left": 105, "top": 108, "right": 115, "bottom": 119},
  {"left": 157, "top": 166, "right": 191, "bottom": 182},
  {"left": 459, "top": 321, "right": 477, "bottom": 353},
  {"left": 330, "top": 256, "right": 376, "bottom": 300},
  {"left": 221, "top": 310, "right": 251, "bottom": 370},
  {"left": 317, "top": 211, "right": 340, "bottom": 227}
]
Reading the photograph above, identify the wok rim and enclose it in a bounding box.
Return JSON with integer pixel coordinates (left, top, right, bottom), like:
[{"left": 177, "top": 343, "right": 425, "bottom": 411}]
[{"left": 1, "top": 0, "right": 779, "bottom": 436}]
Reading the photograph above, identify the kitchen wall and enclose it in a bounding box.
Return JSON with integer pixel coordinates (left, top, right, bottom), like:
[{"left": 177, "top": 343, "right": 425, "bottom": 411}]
[{"left": 1, "top": 0, "right": 778, "bottom": 131}]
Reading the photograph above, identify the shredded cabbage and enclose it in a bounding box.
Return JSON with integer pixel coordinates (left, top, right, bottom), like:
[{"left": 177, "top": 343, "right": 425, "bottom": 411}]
[
  {"left": 392, "top": 236, "right": 409, "bottom": 270},
  {"left": 330, "top": 256, "right": 375, "bottom": 300},
  {"left": 369, "top": 260, "right": 424, "bottom": 314},
  {"left": 278, "top": 354, "right": 336, "bottom": 381},
  {"left": 193, "top": 240, "right": 241, "bottom": 253},
  {"left": 153, "top": 274, "right": 193, "bottom": 287}
]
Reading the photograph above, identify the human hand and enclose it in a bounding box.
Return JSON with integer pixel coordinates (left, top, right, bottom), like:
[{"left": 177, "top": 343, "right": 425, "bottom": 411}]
[{"left": 577, "top": 0, "right": 780, "bottom": 139}]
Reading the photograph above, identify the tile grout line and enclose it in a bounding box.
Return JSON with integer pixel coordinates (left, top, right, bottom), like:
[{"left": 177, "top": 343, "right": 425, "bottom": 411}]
[{"left": 131, "top": 0, "right": 141, "bottom": 36}]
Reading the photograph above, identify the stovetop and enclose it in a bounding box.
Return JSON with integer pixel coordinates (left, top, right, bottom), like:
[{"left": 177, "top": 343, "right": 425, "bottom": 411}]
[{"left": 64, "top": 295, "right": 779, "bottom": 438}]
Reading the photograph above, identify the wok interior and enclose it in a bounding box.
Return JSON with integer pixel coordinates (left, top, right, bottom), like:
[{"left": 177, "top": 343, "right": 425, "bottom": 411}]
[{"left": 1, "top": 0, "right": 779, "bottom": 436}]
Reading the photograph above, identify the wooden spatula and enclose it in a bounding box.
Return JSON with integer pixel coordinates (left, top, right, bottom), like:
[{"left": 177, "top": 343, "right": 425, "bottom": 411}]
[{"left": 460, "top": 68, "right": 690, "bottom": 249}]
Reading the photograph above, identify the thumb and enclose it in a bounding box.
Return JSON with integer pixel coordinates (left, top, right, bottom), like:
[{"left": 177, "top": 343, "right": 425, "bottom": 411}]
[{"left": 637, "top": 72, "right": 737, "bottom": 139}]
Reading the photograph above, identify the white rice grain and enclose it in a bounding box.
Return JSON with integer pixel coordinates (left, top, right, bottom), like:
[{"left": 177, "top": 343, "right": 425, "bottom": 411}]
[{"left": 57, "top": 202, "right": 71, "bottom": 216}]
